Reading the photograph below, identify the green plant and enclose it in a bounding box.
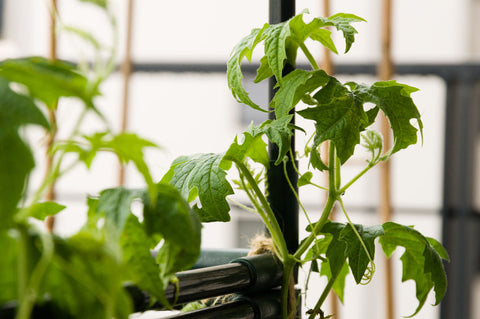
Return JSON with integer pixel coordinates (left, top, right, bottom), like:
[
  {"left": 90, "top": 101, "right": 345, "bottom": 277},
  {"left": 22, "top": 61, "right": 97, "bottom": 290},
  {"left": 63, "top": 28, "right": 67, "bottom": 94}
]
[
  {"left": 162, "top": 10, "right": 449, "bottom": 319},
  {"left": 0, "top": 1, "right": 200, "bottom": 318}
]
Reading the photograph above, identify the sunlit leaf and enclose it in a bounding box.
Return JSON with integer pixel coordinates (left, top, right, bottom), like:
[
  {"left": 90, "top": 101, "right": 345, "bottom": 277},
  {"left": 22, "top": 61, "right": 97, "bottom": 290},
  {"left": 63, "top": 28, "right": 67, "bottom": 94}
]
[{"left": 162, "top": 153, "right": 234, "bottom": 222}]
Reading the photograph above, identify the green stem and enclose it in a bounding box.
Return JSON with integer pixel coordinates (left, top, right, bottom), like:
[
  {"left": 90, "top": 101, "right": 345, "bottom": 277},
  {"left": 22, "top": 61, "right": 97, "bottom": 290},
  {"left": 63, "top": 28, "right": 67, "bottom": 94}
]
[
  {"left": 281, "top": 256, "right": 296, "bottom": 319},
  {"left": 338, "top": 162, "right": 374, "bottom": 195},
  {"left": 227, "top": 198, "right": 258, "bottom": 214},
  {"left": 338, "top": 198, "right": 373, "bottom": 265},
  {"left": 17, "top": 228, "right": 28, "bottom": 305},
  {"left": 293, "top": 145, "right": 338, "bottom": 260},
  {"left": 308, "top": 274, "right": 337, "bottom": 319},
  {"left": 16, "top": 232, "right": 54, "bottom": 319},
  {"left": 299, "top": 42, "right": 320, "bottom": 70},
  {"left": 283, "top": 159, "right": 315, "bottom": 240},
  {"left": 236, "top": 162, "right": 289, "bottom": 260}
]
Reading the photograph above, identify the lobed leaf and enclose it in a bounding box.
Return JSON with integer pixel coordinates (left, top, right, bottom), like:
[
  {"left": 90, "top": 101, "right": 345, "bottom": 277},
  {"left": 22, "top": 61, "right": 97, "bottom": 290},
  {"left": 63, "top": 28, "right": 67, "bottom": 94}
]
[
  {"left": 340, "top": 223, "right": 384, "bottom": 284},
  {"left": 0, "top": 57, "right": 98, "bottom": 108},
  {"left": 327, "top": 13, "right": 366, "bottom": 53},
  {"left": 270, "top": 69, "right": 330, "bottom": 119},
  {"left": 0, "top": 79, "right": 49, "bottom": 137},
  {"left": 120, "top": 215, "right": 169, "bottom": 306},
  {"left": 222, "top": 123, "right": 269, "bottom": 168},
  {"left": 227, "top": 24, "right": 269, "bottom": 112},
  {"left": 380, "top": 222, "right": 448, "bottom": 317},
  {"left": 162, "top": 153, "right": 234, "bottom": 222},
  {"left": 16, "top": 201, "right": 66, "bottom": 222},
  {"left": 359, "top": 81, "right": 423, "bottom": 156},
  {"left": 47, "top": 231, "right": 132, "bottom": 318},
  {"left": 0, "top": 132, "right": 35, "bottom": 229},
  {"left": 77, "top": 0, "right": 108, "bottom": 9},
  {"left": 155, "top": 209, "right": 201, "bottom": 279},
  {"left": 263, "top": 22, "right": 292, "bottom": 82},
  {"left": 298, "top": 78, "right": 369, "bottom": 165},
  {"left": 143, "top": 183, "right": 202, "bottom": 251},
  {"left": 60, "top": 132, "right": 159, "bottom": 199},
  {"left": 260, "top": 116, "right": 294, "bottom": 165},
  {"left": 95, "top": 187, "right": 143, "bottom": 236}
]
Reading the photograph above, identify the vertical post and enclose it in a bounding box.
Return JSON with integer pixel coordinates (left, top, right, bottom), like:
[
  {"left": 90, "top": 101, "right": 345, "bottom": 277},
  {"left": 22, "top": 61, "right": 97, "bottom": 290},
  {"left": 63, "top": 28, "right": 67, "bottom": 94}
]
[
  {"left": 440, "top": 74, "right": 479, "bottom": 319},
  {"left": 45, "top": 0, "right": 58, "bottom": 233},
  {"left": 267, "top": 0, "right": 298, "bottom": 258},
  {"left": 378, "top": 1, "right": 394, "bottom": 319},
  {"left": 118, "top": 0, "right": 135, "bottom": 186}
]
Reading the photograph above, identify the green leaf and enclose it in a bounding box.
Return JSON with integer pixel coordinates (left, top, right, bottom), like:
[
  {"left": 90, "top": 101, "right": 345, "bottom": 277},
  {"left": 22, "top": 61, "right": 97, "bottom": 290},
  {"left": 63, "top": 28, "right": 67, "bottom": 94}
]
[
  {"left": 259, "top": 116, "right": 294, "bottom": 165},
  {"left": 320, "top": 222, "right": 348, "bottom": 279},
  {"left": 361, "top": 81, "right": 423, "bottom": 156},
  {"left": 289, "top": 14, "right": 338, "bottom": 54},
  {"left": 298, "top": 171, "right": 313, "bottom": 187},
  {"left": 309, "top": 146, "right": 329, "bottom": 171},
  {"left": 222, "top": 123, "right": 269, "bottom": 168},
  {"left": 380, "top": 222, "right": 448, "bottom": 317},
  {"left": 327, "top": 13, "right": 366, "bottom": 53},
  {"left": 270, "top": 69, "right": 330, "bottom": 118},
  {"left": 16, "top": 201, "right": 66, "bottom": 221},
  {"left": 0, "top": 79, "right": 49, "bottom": 137},
  {"left": 106, "top": 133, "right": 158, "bottom": 198},
  {"left": 77, "top": 0, "right": 107, "bottom": 9},
  {"left": 0, "top": 230, "right": 19, "bottom": 304},
  {"left": 155, "top": 208, "right": 201, "bottom": 279},
  {"left": 62, "top": 25, "right": 102, "bottom": 50},
  {"left": 340, "top": 224, "right": 384, "bottom": 284},
  {"left": 48, "top": 231, "right": 132, "bottom": 319},
  {"left": 120, "top": 215, "right": 169, "bottom": 306},
  {"left": 143, "top": 183, "right": 201, "bottom": 251},
  {"left": 254, "top": 56, "right": 274, "bottom": 83},
  {"left": 95, "top": 187, "right": 143, "bottom": 235},
  {"left": 162, "top": 153, "right": 234, "bottom": 222},
  {"left": 298, "top": 79, "right": 369, "bottom": 164},
  {"left": 61, "top": 132, "right": 159, "bottom": 199},
  {"left": 0, "top": 57, "right": 98, "bottom": 108},
  {"left": 227, "top": 24, "right": 269, "bottom": 112},
  {"left": 263, "top": 21, "right": 292, "bottom": 81},
  {"left": 0, "top": 132, "right": 35, "bottom": 228}
]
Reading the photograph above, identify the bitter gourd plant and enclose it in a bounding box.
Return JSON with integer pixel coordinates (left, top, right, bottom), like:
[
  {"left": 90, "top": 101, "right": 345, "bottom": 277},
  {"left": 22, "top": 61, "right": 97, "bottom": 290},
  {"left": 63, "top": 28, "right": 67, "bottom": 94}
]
[{"left": 162, "top": 10, "right": 448, "bottom": 319}]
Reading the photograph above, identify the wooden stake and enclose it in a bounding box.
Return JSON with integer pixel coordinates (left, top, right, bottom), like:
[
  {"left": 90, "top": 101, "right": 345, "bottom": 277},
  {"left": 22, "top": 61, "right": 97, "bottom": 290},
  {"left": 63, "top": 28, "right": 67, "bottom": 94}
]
[
  {"left": 45, "top": 0, "right": 58, "bottom": 233},
  {"left": 118, "top": 0, "right": 135, "bottom": 186},
  {"left": 378, "top": 1, "right": 394, "bottom": 318}
]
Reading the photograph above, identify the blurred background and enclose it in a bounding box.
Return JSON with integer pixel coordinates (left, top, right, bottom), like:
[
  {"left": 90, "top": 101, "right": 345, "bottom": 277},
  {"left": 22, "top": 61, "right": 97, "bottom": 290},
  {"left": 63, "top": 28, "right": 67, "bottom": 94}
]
[{"left": 2, "top": 0, "right": 479, "bottom": 318}]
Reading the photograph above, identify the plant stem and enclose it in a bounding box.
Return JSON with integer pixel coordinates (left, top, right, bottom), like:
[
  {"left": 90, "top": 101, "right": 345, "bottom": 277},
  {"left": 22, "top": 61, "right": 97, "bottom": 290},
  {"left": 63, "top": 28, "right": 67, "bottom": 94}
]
[
  {"left": 235, "top": 162, "right": 289, "bottom": 262},
  {"left": 308, "top": 274, "right": 337, "bottom": 319},
  {"left": 299, "top": 42, "right": 320, "bottom": 70},
  {"left": 281, "top": 256, "right": 296, "bottom": 319},
  {"left": 236, "top": 162, "right": 289, "bottom": 261},
  {"left": 338, "top": 162, "right": 374, "bottom": 195},
  {"left": 16, "top": 231, "right": 54, "bottom": 319},
  {"left": 293, "top": 145, "right": 337, "bottom": 260}
]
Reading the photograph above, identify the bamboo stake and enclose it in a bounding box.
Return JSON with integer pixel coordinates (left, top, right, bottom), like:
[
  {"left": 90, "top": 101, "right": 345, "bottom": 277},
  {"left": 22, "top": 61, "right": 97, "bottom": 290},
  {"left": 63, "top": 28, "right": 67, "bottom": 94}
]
[
  {"left": 321, "top": 0, "right": 334, "bottom": 76},
  {"left": 118, "top": 0, "right": 135, "bottom": 186},
  {"left": 378, "top": 0, "right": 394, "bottom": 318},
  {"left": 45, "top": 0, "right": 58, "bottom": 233}
]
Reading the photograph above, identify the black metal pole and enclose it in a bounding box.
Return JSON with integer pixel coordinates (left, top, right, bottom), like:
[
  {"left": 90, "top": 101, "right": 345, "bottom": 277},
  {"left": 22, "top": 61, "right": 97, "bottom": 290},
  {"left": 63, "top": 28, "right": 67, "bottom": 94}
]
[{"left": 267, "top": 0, "right": 299, "bottom": 257}]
